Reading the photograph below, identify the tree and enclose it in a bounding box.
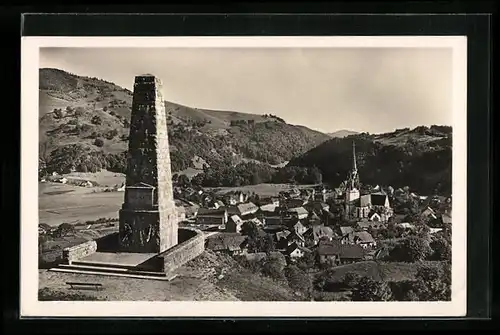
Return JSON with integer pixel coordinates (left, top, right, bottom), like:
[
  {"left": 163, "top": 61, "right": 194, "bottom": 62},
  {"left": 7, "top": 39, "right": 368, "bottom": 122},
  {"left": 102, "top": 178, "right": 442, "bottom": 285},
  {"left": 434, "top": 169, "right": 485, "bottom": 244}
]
[
  {"left": 429, "top": 235, "right": 451, "bottom": 261},
  {"left": 261, "top": 257, "right": 286, "bottom": 281},
  {"left": 411, "top": 263, "right": 451, "bottom": 301},
  {"left": 52, "top": 222, "right": 75, "bottom": 238},
  {"left": 342, "top": 272, "right": 363, "bottom": 288},
  {"left": 91, "top": 115, "right": 102, "bottom": 125},
  {"left": 388, "top": 236, "right": 433, "bottom": 262},
  {"left": 94, "top": 138, "right": 104, "bottom": 147},
  {"left": 74, "top": 106, "right": 85, "bottom": 116},
  {"left": 351, "top": 276, "right": 393, "bottom": 301},
  {"left": 285, "top": 265, "right": 313, "bottom": 298}
]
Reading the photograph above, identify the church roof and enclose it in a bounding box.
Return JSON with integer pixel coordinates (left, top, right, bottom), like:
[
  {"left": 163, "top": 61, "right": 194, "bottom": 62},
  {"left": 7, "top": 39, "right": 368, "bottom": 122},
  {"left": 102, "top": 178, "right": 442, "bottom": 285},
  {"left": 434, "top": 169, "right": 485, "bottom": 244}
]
[{"left": 371, "top": 194, "right": 388, "bottom": 206}]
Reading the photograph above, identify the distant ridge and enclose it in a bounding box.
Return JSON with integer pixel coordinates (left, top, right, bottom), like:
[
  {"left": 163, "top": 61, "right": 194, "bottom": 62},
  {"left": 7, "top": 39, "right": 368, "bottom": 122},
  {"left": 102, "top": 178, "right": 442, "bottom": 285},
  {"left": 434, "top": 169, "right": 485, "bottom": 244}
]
[{"left": 328, "top": 130, "right": 359, "bottom": 138}]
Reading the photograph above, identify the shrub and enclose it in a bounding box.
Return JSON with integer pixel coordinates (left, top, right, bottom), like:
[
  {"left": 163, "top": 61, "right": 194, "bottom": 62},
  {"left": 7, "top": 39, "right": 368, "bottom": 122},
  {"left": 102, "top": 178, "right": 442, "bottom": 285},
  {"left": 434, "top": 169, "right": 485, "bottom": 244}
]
[
  {"left": 388, "top": 236, "right": 433, "bottom": 262},
  {"left": 91, "top": 115, "right": 102, "bottom": 125},
  {"left": 351, "top": 276, "right": 393, "bottom": 301},
  {"left": 94, "top": 138, "right": 104, "bottom": 147},
  {"left": 284, "top": 265, "right": 313, "bottom": 298}
]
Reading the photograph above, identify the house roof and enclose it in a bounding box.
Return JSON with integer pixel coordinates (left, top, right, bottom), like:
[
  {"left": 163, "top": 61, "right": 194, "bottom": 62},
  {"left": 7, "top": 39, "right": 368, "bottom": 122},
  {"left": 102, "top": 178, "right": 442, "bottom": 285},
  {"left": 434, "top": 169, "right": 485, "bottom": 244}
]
[
  {"left": 398, "top": 222, "right": 415, "bottom": 229},
  {"left": 285, "top": 242, "right": 312, "bottom": 255},
  {"left": 357, "top": 221, "right": 382, "bottom": 229},
  {"left": 339, "top": 226, "right": 354, "bottom": 236},
  {"left": 359, "top": 194, "right": 372, "bottom": 207},
  {"left": 287, "top": 230, "right": 305, "bottom": 242},
  {"left": 197, "top": 208, "right": 227, "bottom": 216},
  {"left": 276, "top": 230, "right": 291, "bottom": 240},
  {"left": 229, "top": 215, "right": 243, "bottom": 225},
  {"left": 441, "top": 213, "right": 452, "bottom": 224},
  {"left": 237, "top": 202, "right": 259, "bottom": 214},
  {"left": 371, "top": 194, "right": 388, "bottom": 206},
  {"left": 206, "top": 233, "right": 247, "bottom": 251},
  {"left": 317, "top": 240, "right": 365, "bottom": 258},
  {"left": 287, "top": 207, "right": 309, "bottom": 216},
  {"left": 353, "top": 231, "right": 376, "bottom": 243},
  {"left": 305, "top": 225, "right": 334, "bottom": 241}
]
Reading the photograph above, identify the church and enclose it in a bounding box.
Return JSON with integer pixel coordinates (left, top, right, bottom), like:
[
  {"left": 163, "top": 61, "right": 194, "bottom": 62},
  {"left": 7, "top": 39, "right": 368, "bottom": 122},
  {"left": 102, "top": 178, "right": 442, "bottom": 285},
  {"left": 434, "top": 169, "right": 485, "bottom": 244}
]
[{"left": 343, "top": 142, "right": 393, "bottom": 222}]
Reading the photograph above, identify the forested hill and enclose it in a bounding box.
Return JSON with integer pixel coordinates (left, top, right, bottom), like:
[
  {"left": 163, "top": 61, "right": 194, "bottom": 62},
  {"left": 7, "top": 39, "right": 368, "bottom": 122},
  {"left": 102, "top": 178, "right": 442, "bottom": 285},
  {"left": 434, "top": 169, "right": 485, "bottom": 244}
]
[
  {"left": 288, "top": 126, "right": 453, "bottom": 195},
  {"left": 39, "top": 68, "right": 330, "bottom": 174}
]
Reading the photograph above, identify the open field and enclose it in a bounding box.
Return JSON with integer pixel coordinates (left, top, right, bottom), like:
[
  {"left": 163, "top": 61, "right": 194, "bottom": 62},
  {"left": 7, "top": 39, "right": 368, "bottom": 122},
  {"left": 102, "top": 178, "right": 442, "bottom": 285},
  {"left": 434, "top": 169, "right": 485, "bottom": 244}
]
[
  {"left": 61, "top": 170, "right": 125, "bottom": 187},
  {"left": 319, "top": 260, "right": 447, "bottom": 283},
  {"left": 39, "top": 182, "right": 123, "bottom": 226}
]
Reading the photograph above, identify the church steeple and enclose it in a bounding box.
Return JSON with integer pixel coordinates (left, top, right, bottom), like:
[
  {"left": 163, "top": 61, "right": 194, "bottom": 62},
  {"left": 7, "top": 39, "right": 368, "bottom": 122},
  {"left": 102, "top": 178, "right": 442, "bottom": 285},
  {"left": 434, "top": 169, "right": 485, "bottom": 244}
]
[{"left": 352, "top": 141, "right": 357, "bottom": 172}]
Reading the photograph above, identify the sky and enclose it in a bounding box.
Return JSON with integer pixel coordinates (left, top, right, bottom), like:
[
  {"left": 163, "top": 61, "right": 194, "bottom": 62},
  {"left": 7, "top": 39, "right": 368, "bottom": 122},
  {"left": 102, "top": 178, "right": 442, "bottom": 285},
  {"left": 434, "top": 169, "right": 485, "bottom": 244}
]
[{"left": 40, "top": 47, "right": 453, "bottom": 134}]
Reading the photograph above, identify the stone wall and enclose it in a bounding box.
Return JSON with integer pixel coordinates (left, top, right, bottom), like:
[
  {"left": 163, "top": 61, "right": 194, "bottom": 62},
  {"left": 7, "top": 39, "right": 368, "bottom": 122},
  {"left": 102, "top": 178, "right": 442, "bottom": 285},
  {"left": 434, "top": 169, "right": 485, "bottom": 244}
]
[
  {"left": 63, "top": 240, "right": 97, "bottom": 264},
  {"left": 159, "top": 228, "right": 205, "bottom": 274}
]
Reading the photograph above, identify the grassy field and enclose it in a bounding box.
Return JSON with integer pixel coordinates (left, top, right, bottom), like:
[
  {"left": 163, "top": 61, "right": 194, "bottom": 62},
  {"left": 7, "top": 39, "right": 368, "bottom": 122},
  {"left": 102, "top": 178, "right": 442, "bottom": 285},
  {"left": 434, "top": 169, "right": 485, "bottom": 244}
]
[
  {"left": 317, "top": 260, "right": 446, "bottom": 283},
  {"left": 39, "top": 182, "right": 123, "bottom": 226}
]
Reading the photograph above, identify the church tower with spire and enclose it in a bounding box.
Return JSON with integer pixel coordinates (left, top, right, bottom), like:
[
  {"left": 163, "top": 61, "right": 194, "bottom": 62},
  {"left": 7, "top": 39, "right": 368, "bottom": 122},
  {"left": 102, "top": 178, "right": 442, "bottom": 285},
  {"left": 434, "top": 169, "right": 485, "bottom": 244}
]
[{"left": 344, "top": 141, "right": 360, "bottom": 219}]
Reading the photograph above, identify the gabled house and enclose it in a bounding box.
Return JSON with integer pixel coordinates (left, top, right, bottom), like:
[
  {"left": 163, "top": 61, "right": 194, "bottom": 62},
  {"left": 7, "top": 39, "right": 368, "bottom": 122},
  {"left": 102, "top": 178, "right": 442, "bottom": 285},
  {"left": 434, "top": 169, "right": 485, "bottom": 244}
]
[
  {"left": 339, "top": 226, "right": 354, "bottom": 238},
  {"left": 259, "top": 203, "right": 278, "bottom": 213},
  {"left": 303, "top": 225, "right": 334, "bottom": 245},
  {"left": 196, "top": 208, "right": 228, "bottom": 225},
  {"left": 285, "top": 230, "right": 306, "bottom": 248},
  {"left": 275, "top": 230, "right": 291, "bottom": 243},
  {"left": 225, "top": 215, "right": 244, "bottom": 233},
  {"left": 352, "top": 231, "right": 377, "bottom": 249},
  {"left": 317, "top": 240, "right": 365, "bottom": 265},
  {"left": 356, "top": 220, "right": 384, "bottom": 231},
  {"left": 228, "top": 202, "right": 259, "bottom": 217},
  {"left": 283, "top": 197, "right": 308, "bottom": 209},
  {"left": 285, "top": 242, "right": 312, "bottom": 259},
  {"left": 287, "top": 219, "right": 308, "bottom": 235},
  {"left": 206, "top": 233, "right": 248, "bottom": 255},
  {"left": 286, "top": 207, "right": 309, "bottom": 220},
  {"left": 421, "top": 206, "right": 438, "bottom": 220}
]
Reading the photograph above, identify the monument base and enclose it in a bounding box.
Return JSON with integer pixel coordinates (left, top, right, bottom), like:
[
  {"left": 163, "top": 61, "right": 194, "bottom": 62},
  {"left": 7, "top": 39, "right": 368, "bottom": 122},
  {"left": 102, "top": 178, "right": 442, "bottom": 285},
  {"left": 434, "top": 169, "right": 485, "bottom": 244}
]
[
  {"left": 118, "top": 208, "right": 178, "bottom": 254},
  {"left": 49, "top": 228, "right": 205, "bottom": 281}
]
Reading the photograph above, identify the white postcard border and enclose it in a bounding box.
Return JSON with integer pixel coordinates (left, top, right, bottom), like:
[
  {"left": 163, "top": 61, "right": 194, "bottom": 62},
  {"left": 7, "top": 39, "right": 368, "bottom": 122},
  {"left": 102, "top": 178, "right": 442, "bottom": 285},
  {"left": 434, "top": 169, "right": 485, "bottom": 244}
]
[{"left": 21, "top": 36, "right": 467, "bottom": 317}]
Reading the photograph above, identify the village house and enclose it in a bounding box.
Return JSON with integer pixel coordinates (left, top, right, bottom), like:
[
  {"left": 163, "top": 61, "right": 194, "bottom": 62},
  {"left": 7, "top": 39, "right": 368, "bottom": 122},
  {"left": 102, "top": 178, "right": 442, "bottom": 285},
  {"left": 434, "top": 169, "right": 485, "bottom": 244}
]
[
  {"left": 352, "top": 231, "right": 377, "bottom": 249},
  {"left": 263, "top": 212, "right": 284, "bottom": 227},
  {"left": 286, "top": 207, "right": 309, "bottom": 220},
  {"left": 259, "top": 203, "right": 278, "bottom": 213},
  {"left": 278, "top": 230, "right": 305, "bottom": 249},
  {"left": 225, "top": 215, "right": 244, "bottom": 233},
  {"left": 356, "top": 220, "right": 384, "bottom": 231},
  {"left": 206, "top": 233, "right": 248, "bottom": 256},
  {"left": 421, "top": 206, "right": 438, "bottom": 220},
  {"left": 223, "top": 191, "right": 247, "bottom": 205},
  {"left": 275, "top": 230, "right": 291, "bottom": 243},
  {"left": 397, "top": 222, "right": 416, "bottom": 230},
  {"left": 317, "top": 240, "right": 365, "bottom": 266},
  {"left": 285, "top": 242, "right": 312, "bottom": 259},
  {"left": 338, "top": 226, "right": 355, "bottom": 242},
  {"left": 195, "top": 208, "right": 228, "bottom": 225},
  {"left": 283, "top": 198, "right": 308, "bottom": 209},
  {"left": 227, "top": 202, "right": 259, "bottom": 217},
  {"left": 287, "top": 219, "right": 308, "bottom": 235},
  {"left": 303, "top": 225, "right": 334, "bottom": 245}
]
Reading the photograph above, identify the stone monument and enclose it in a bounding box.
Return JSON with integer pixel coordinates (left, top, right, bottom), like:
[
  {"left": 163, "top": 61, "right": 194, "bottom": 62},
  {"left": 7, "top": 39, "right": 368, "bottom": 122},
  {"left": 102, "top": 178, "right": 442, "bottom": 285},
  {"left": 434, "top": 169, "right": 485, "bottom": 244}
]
[{"left": 118, "top": 74, "right": 178, "bottom": 253}]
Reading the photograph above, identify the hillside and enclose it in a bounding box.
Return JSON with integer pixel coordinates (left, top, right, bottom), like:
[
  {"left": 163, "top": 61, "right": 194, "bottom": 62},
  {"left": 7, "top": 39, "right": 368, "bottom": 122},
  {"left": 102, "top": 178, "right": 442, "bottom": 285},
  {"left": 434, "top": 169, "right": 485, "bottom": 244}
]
[
  {"left": 39, "top": 68, "right": 330, "bottom": 174},
  {"left": 329, "top": 130, "right": 359, "bottom": 138},
  {"left": 288, "top": 126, "right": 452, "bottom": 195}
]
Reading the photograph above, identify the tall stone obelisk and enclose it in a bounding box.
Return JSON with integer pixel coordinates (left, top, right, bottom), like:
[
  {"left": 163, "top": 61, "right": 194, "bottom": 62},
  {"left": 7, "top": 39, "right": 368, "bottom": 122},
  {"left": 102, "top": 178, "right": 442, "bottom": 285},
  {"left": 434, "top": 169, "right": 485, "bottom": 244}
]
[{"left": 118, "top": 74, "right": 178, "bottom": 254}]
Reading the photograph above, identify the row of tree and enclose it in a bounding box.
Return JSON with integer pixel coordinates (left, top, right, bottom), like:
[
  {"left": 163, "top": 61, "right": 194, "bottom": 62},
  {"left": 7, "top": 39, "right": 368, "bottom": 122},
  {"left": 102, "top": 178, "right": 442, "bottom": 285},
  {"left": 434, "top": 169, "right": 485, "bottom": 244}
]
[{"left": 189, "top": 162, "right": 323, "bottom": 187}]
